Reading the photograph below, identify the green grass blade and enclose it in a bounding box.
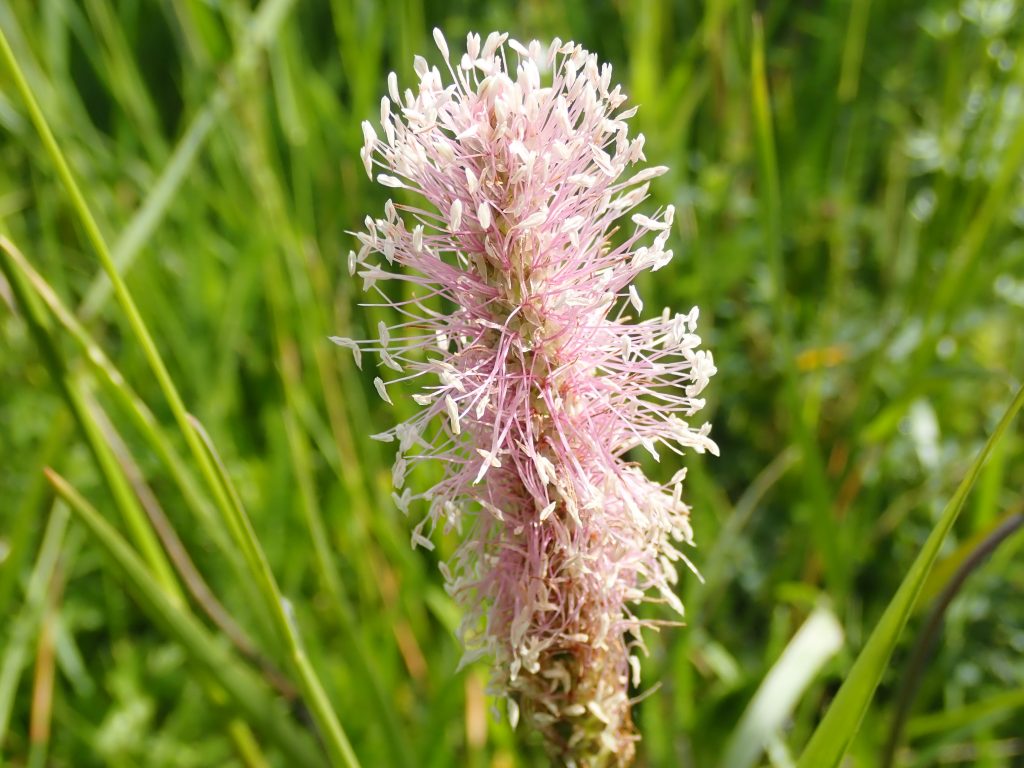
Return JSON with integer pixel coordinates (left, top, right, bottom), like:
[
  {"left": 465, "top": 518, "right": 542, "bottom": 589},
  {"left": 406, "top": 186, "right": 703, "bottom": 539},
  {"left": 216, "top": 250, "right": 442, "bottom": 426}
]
[
  {"left": 282, "top": 408, "right": 414, "bottom": 768},
  {"left": 796, "top": 382, "right": 1024, "bottom": 768},
  {"left": 1, "top": 234, "right": 285, "bottom": 686},
  {"left": 906, "top": 687, "right": 1024, "bottom": 740},
  {"left": 43, "top": 469, "right": 327, "bottom": 768},
  {"left": 188, "top": 416, "right": 363, "bottom": 768},
  {"left": 915, "top": 506, "right": 1022, "bottom": 611},
  {"left": 0, "top": 237, "right": 182, "bottom": 600},
  {"left": 750, "top": 15, "right": 840, "bottom": 594},
  {"left": 837, "top": 0, "right": 872, "bottom": 103},
  {"left": 1, "top": 0, "right": 283, "bottom": 595},
  {"left": 0, "top": 411, "right": 71, "bottom": 618}
]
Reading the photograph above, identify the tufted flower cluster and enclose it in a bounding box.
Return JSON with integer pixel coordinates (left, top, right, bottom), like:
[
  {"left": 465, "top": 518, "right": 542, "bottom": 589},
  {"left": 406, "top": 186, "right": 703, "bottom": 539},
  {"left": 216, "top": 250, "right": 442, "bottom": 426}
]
[{"left": 334, "top": 30, "right": 718, "bottom": 767}]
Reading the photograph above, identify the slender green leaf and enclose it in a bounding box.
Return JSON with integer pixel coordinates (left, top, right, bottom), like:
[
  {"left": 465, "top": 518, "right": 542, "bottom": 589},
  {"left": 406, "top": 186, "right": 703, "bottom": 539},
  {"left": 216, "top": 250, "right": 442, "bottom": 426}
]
[
  {"left": 188, "top": 417, "right": 362, "bottom": 768},
  {"left": 796, "top": 383, "right": 1024, "bottom": 768},
  {"left": 0, "top": 236, "right": 182, "bottom": 599},
  {"left": 907, "top": 687, "right": 1024, "bottom": 740}
]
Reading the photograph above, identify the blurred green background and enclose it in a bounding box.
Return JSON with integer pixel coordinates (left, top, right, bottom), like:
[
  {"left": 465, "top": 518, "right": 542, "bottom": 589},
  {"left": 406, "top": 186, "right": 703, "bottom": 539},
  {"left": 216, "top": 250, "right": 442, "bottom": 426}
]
[{"left": 1, "top": 0, "right": 1023, "bottom": 766}]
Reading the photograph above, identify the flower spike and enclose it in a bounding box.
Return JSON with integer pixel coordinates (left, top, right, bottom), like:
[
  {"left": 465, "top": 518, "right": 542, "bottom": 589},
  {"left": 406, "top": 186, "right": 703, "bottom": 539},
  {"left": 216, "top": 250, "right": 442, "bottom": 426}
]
[{"left": 338, "top": 29, "right": 717, "bottom": 766}]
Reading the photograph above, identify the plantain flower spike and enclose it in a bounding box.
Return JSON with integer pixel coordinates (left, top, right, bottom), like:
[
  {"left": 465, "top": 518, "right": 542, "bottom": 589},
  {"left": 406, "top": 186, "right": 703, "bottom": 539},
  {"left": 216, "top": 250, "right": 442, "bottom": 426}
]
[{"left": 334, "top": 29, "right": 718, "bottom": 767}]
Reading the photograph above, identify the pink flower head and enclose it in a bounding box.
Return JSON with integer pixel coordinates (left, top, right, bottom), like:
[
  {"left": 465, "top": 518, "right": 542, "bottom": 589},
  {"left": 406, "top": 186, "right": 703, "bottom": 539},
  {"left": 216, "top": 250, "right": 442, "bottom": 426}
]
[{"left": 334, "top": 30, "right": 717, "bottom": 766}]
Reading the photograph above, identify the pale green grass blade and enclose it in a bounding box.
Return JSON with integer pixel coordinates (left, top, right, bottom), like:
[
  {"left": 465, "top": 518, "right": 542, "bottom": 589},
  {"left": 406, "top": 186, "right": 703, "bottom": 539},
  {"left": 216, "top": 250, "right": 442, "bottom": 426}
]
[
  {"left": 0, "top": 501, "right": 69, "bottom": 750},
  {"left": 837, "top": 0, "right": 872, "bottom": 103},
  {"left": 719, "top": 607, "right": 843, "bottom": 768},
  {"left": 907, "top": 687, "right": 1024, "bottom": 740},
  {"left": 78, "top": 0, "right": 299, "bottom": 319},
  {"left": 796, "top": 383, "right": 1024, "bottom": 768},
  {"left": 79, "top": 0, "right": 166, "bottom": 161},
  {"left": 44, "top": 469, "right": 327, "bottom": 768}
]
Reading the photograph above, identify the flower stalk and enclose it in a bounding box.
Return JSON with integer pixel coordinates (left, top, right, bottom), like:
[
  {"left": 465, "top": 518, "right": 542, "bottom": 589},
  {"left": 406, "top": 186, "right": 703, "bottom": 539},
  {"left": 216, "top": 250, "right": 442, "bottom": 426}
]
[{"left": 336, "top": 30, "right": 717, "bottom": 766}]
